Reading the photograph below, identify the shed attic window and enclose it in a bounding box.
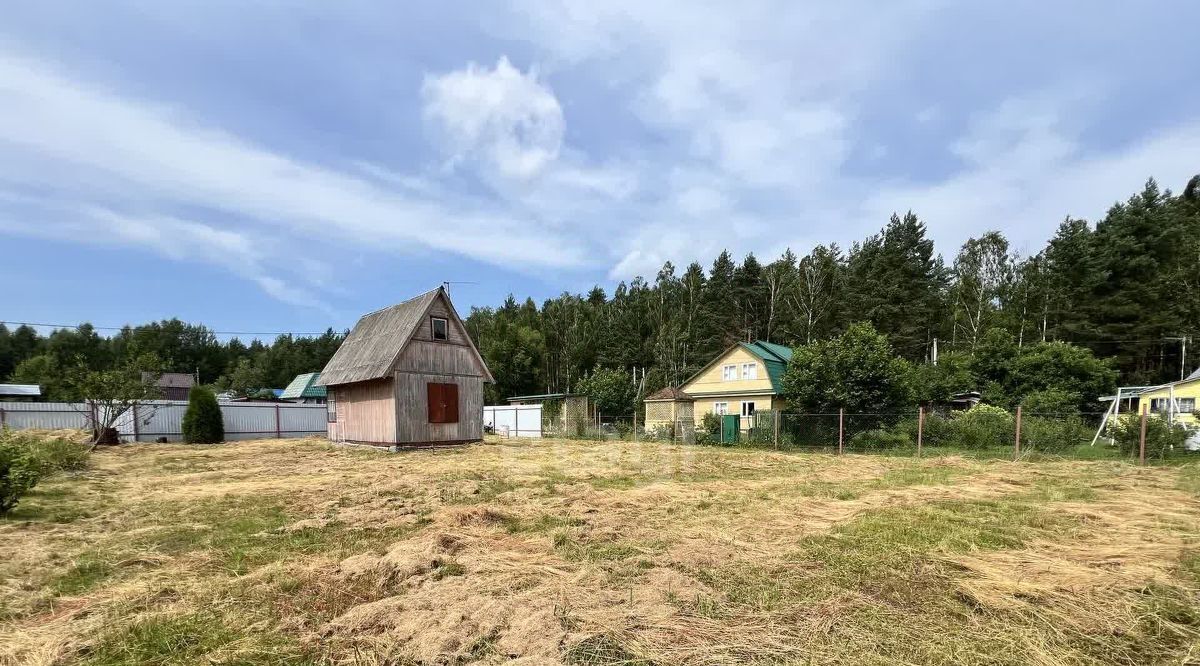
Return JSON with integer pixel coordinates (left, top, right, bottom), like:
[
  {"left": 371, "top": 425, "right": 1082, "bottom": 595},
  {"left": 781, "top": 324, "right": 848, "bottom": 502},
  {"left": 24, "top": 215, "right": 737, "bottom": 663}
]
[{"left": 431, "top": 317, "right": 448, "bottom": 340}]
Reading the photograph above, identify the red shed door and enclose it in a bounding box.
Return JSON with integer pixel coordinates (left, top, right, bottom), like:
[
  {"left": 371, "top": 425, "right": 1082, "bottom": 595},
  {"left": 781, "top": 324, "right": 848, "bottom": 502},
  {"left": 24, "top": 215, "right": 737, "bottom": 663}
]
[{"left": 427, "top": 382, "right": 459, "bottom": 424}]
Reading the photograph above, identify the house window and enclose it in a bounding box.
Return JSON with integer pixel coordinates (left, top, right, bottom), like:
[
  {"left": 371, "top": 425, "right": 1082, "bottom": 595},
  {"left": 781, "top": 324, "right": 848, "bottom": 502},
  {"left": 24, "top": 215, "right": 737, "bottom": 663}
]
[
  {"left": 326, "top": 391, "right": 337, "bottom": 423},
  {"left": 431, "top": 317, "right": 449, "bottom": 341},
  {"left": 722, "top": 365, "right": 737, "bottom": 381},
  {"left": 1179, "top": 398, "right": 1196, "bottom": 413},
  {"left": 713, "top": 402, "right": 728, "bottom": 415},
  {"left": 741, "top": 401, "right": 756, "bottom": 417},
  {"left": 741, "top": 363, "right": 757, "bottom": 380},
  {"left": 428, "top": 382, "right": 459, "bottom": 423}
]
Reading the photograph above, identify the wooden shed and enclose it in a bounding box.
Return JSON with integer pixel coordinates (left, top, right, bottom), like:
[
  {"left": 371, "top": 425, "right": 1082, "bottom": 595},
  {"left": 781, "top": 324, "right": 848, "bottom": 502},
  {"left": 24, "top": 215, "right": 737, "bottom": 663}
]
[{"left": 315, "top": 286, "right": 493, "bottom": 447}]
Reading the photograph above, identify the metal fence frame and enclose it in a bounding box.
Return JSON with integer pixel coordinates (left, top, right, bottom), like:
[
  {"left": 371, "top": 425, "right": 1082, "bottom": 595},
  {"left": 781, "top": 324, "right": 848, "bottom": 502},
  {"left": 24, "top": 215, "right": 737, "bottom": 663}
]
[{"left": 0, "top": 400, "right": 326, "bottom": 442}]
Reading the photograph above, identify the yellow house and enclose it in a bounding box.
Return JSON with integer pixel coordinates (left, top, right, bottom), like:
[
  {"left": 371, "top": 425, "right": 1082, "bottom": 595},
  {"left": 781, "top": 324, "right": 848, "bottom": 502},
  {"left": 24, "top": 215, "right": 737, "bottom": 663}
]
[
  {"left": 1134, "top": 369, "right": 1200, "bottom": 427},
  {"left": 644, "top": 340, "right": 792, "bottom": 430}
]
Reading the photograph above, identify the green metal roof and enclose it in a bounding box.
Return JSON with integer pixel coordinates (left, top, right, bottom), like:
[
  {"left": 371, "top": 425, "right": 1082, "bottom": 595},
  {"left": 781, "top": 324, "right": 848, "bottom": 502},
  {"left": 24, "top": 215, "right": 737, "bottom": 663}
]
[
  {"left": 739, "top": 341, "right": 794, "bottom": 392},
  {"left": 280, "top": 372, "right": 327, "bottom": 399}
]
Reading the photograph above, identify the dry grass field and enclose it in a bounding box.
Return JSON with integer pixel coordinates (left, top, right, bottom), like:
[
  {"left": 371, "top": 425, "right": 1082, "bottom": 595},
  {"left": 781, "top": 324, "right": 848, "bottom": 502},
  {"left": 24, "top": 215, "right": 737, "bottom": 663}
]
[{"left": 2, "top": 436, "right": 1200, "bottom": 665}]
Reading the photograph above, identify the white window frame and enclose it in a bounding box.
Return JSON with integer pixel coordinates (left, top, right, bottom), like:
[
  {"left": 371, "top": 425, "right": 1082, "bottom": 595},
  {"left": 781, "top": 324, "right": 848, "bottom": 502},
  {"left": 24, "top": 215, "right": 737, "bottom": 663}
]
[
  {"left": 326, "top": 391, "right": 337, "bottom": 423},
  {"left": 713, "top": 402, "right": 728, "bottom": 415},
  {"left": 741, "top": 362, "right": 758, "bottom": 380},
  {"left": 741, "top": 401, "right": 755, "bottom": 417},
  {"left": 1178, "top": 397, "right": 1196, "bottom": 413},
  {"left": 721, "top": 364, "right": 737, "bottom": 381},
  {"left": 431, "top": 316, "right": 449, "bottom": 340}
]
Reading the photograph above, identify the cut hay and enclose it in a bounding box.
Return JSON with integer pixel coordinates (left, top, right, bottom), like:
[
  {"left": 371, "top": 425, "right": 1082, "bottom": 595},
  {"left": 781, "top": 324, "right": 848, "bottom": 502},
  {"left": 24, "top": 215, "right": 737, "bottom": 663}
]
[{"left": 2, "top": 436, "right": 1198, "bottom": 665}]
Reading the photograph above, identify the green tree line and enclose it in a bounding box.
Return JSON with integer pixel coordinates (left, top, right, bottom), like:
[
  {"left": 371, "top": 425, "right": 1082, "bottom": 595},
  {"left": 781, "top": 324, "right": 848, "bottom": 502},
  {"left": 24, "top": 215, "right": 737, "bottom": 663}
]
[{"left": 467, "top": 176, "right": 1200, "bottom": 406}]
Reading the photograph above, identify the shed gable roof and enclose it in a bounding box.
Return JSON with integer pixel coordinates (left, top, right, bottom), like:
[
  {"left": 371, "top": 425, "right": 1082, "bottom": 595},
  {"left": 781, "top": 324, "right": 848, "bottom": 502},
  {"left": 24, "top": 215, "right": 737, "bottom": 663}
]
[{"left": 316, "top": 287, "right": 492, "bottom": 386}]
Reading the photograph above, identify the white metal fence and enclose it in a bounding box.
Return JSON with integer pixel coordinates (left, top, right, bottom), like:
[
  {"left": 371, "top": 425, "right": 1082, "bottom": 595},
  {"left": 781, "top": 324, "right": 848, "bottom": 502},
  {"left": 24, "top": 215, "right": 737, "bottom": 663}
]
[
  {"left": 483, "top": 404, "right": 542, "bottom": 438},
  {"left": 0, "top": 401, "right": 327, "bottom": 442}
]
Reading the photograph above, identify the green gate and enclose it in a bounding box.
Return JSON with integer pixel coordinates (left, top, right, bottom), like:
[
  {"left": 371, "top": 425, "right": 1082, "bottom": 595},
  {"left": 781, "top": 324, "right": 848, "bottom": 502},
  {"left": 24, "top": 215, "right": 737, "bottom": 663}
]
[{"left": 720, "top": 414, "right": 741, "bottom": 444}]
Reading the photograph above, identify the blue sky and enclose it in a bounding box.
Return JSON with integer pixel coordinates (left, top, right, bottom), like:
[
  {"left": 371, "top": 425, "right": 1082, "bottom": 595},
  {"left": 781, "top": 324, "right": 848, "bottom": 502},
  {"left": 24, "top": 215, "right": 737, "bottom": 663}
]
[{"left": 3, "top": 2, "right": 1199, "bottom": 340}]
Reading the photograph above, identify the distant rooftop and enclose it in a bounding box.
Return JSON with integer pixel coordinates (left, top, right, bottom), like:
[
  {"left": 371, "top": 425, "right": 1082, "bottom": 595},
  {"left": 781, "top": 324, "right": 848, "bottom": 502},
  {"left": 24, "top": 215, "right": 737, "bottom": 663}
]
[
  {"left": 280, "top": 372, "right": 327, "bottom": 399},
  {"left": 0, "top": 384, "right": 41, "bottom": 397}
]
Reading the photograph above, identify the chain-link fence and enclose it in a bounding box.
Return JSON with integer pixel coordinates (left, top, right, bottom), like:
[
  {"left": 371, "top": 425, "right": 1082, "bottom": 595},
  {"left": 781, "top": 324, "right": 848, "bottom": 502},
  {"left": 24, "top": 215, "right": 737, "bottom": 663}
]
[{"left": 536, "top": 407, "right": 1199, "bottom": 464}]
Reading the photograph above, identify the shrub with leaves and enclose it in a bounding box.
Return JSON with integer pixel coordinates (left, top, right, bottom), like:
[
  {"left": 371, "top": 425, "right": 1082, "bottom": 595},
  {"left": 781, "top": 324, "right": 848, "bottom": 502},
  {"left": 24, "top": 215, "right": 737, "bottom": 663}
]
[
  {"left": 181, "top": 387, "right": 225, "bottom": 444},
  {"left": 1110, "top": 414, "right": 1188, "bottom": 459},
  {"left": 949, "top": 405, "right": 1014, "bottom": 449},
  {"left": 694, "top": 412, "right": 721, "bottom": 446},
  {"left": 781, "top": 322, "right": 912, "bottom": 416},
  {"left": 1021, "top": 416, "right": 1092, "bottom": 453},
  {"left": 0, "top": 432, "right": 42, "bottom": 513},
  {"left": 1022, "top": 389, "right": 1083, "bottom": 417},
  {"left": 851, "top": 428, "right": 912, "bottom": 450}
]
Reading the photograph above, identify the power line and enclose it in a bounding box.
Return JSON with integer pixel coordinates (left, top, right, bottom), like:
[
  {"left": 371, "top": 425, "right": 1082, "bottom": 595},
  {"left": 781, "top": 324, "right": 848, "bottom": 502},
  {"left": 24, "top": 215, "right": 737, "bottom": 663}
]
[{"left": 0, "top": 320, "right": 335, "bottom": 338}]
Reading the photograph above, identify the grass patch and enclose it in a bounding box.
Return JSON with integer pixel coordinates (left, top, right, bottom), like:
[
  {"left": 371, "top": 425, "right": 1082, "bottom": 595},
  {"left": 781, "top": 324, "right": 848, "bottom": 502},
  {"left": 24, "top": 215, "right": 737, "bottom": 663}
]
[
  {"left": 553, "top": 532, "right": 650, "bottom": 563},
  {"left": 2, "top": 482, "right": 100, "bottom": 523},
  {"left": 50, "top": 551, "right": 116, "bottom": 596},
  {"left": 871, "top": 463, "right": 970, "bottom": 488},
  {"left": 564, "top": 634, "right": 653, "bottom": 665},
  {"left": 83, "top": 611, "right": 310, "bottom": 666}
]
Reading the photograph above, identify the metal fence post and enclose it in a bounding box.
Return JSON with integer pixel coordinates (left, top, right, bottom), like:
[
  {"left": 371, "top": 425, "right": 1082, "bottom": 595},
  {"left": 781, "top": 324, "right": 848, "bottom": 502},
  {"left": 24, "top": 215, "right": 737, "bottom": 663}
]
[
  {"left": 1013, "top": 405, "right": 1022, "bottom": 461},
  {"left": 916, "top": 406, "right": 924, "bottom": 458},
  {"left": 1139, "top": 405, "right": 1148, "bottom": 465},
  {"left": 515, "top": 407, "right": 520, "bottom": 438},
  {"left": 274, "top": 404, "right": 282, "bottom": 438},
  {"left": 132, "top": 403, "right": 140, "bottom": 442},
  {"left": 838, "top": 408, "right": 844, "bottom": 455},
  {"left": 773, "top": 410, "right": 780, "bottom": 449},
  {"left": 0, "top": 406, "right": 6, "bottom": 429}
]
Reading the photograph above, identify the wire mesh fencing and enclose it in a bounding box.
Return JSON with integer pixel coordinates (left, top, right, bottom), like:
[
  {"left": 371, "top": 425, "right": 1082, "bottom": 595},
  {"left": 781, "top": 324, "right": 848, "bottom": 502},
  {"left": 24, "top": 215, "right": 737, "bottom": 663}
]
[{"left": 533, "top": 407, "right": 1198, "bottom": 464}]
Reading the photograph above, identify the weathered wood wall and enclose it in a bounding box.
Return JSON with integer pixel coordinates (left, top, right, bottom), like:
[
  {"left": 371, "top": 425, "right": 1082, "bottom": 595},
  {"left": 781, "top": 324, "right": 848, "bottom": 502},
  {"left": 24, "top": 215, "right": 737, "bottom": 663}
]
[
  {"left": 328, "top": 378, "right": 397, "bottom": 443},
  {"left": 394, "top": 340, "right": 483, "bottom": 376},
  {"left": 394, "top": 371, "right": 484, "bottom": 443}
]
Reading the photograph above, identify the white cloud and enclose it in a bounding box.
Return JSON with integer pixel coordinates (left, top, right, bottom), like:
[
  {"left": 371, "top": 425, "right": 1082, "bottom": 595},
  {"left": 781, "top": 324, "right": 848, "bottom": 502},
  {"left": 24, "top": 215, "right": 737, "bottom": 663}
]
[
  {"left": 0, "top": 51, "right": 590, "bottom": 307},
  {"left": 422, "top": 57, "right": 564, "bottom": 181}
]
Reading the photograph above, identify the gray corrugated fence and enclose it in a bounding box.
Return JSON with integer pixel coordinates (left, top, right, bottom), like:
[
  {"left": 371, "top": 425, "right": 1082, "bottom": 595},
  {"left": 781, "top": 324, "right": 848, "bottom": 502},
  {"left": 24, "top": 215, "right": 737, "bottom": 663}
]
[{"left": 0, "top": 401, "right": 326, "bottom": 442}]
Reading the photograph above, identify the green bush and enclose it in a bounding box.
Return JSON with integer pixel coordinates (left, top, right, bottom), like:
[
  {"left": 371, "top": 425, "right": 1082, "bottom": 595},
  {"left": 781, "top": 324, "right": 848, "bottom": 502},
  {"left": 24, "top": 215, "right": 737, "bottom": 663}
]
[
  {"left": 850, "top": 428, "right": 912, "bottom": 450},
  {"left": 949, "top": 405, "right": 1014, "bottom": 449},
  {"left": 181, "top": 387, "right": 225, "bottom": 444},
  {"left": 1022, "top": 389, "right": 1082, "bottom": 417},
  {"left": 1110, "top": 414, "right": 1189, "bottom": 459},
  {"left": 0, "top": 432, "right": 43, "bottom": 513},
  {"left": 693, "top": 413, "right": 722, "bottom": 446},
  {"left": 1021, "top": 416, "right": 1092, "bottom": 453},
  {"left": 646, "top": 423, "right": 675, "bottom": 442}
]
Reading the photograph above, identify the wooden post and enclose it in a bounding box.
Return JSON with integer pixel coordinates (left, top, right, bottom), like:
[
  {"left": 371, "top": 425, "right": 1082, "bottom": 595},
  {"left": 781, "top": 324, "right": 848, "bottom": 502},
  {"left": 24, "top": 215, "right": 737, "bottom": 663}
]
[
  {"left": 838, "top": 408, "right": 844, "bottom": 455},
  {"left": 633, "top": 409, "right": 638, "bottom": 442},
  {"left": 514, "top": 407, "right": 520, "bottom": 438},
  {"left": 1139, "top": 405, "right": 1148, "bottom": 465},
  {"left": 773, "top": 410, "right": 780, "bottom": 449},
  {"left": 132, "top": 403, "right": 140, "bottom": 442},
  {"left": 274, "top": 404, "right": 282, "bottom": 439},
  {"left": 0, "top": 406, "right": 6, "bottom": 429},
  {"left": 916, "top": 406, "right": 924, "bottom": 458},
  {"left": 1013, "top": 405, "right": 1022, "bottom": 461}
]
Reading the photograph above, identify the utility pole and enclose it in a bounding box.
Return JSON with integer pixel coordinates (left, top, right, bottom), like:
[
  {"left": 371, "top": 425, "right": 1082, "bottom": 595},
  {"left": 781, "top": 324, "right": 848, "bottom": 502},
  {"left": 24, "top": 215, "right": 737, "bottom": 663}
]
[{"left": 931, "top": 338, "right": 938, "bottom": 366}]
